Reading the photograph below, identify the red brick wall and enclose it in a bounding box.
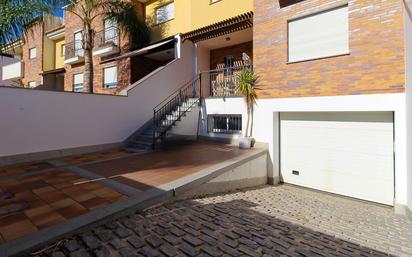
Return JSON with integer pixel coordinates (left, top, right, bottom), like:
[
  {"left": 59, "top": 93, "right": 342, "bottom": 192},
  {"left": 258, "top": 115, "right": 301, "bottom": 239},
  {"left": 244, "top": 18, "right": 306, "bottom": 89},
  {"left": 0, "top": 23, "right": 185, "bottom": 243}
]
[
  {"left": 254, "top": 0, "right": 406, "bottom": 99},
  {"left": 63, "top": 0, "right": 143, "bottom": 94},
  {"left": 210, "top": 41, "right": 253, "bottom": 70},
  {"left": 22, "top": 24, "right": 43, "bottom": 87}
]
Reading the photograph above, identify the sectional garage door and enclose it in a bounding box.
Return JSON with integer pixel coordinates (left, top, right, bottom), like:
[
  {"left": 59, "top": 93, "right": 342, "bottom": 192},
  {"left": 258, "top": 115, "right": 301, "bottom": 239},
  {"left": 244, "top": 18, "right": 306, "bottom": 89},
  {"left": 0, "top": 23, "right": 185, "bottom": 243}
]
[{"left": 280, "top": 112, "right": 394, "bottom": 205}]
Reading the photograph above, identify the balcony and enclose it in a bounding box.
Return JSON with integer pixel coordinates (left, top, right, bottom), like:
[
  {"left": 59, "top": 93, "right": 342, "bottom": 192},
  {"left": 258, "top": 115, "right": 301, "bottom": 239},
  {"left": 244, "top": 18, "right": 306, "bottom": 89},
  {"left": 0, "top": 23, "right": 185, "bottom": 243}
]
[
  {"left": 200, "top": 65, "right": 252, "bottom": 97},
  {"left": 64, "top": 40, "right": 84, "bottom": 65},
  {"left": 2, "top": 61, "right": 23, "bottom": 80},
  {"left": 92, "top": 26, "right": 120, "bottom": 57}
]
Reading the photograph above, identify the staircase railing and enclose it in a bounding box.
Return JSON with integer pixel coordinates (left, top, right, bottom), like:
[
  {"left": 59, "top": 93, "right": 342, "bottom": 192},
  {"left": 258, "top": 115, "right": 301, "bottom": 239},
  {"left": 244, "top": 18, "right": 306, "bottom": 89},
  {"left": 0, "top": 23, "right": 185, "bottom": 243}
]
[{"left": 153, "top": 74, "right": 202, "bottom": 148}]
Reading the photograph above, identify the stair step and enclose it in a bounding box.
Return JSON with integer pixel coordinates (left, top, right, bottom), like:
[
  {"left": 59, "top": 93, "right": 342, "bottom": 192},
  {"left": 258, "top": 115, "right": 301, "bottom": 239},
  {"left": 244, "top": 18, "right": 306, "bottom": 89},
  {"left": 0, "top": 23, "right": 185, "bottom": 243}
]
[{"left": 130, "top": 140, "right": 153, "bottom": 146}]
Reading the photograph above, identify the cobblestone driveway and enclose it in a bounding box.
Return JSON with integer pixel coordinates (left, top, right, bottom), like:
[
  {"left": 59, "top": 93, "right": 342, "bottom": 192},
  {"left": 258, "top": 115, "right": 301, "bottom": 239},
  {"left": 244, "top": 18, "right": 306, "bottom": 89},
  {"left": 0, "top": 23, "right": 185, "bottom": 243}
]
[{"left": 30, "top": 185, "right": 412, "bottom": 257}]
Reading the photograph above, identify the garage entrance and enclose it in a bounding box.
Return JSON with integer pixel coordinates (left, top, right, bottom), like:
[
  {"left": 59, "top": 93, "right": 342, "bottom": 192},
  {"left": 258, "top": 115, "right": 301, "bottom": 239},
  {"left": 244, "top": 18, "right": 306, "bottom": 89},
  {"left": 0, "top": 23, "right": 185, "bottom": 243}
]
[{"left": 280, "top": 112, "right": 394, "bottom": 205}]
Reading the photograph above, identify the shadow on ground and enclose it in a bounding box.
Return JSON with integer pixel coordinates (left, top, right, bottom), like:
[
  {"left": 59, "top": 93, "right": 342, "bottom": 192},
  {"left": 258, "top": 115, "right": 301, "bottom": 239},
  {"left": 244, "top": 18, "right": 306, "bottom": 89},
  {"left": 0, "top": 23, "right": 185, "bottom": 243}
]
[{"left": 27, "top": 197, "right": 396, "bottom": 257}]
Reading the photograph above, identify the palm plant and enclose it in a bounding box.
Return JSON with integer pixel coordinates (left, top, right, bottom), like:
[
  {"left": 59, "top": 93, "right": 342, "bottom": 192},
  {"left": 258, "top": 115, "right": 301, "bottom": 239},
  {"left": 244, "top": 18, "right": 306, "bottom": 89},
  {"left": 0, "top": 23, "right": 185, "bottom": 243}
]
[
  {"left": 0, "top": 0, "right": 61, "bottom": 48},
  {"left": 236, "top": 68, "right": 258, "bottom": 138},
  {"left": 64, "top": 0, "right": 149, "bottom": 93}
]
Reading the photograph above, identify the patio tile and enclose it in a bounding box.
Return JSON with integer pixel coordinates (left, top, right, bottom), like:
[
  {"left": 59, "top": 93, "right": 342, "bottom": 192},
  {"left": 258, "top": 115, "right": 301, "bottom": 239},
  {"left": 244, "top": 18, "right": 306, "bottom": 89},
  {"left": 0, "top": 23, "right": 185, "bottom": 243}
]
[
  {"left": 0, "top": 219, "right": 38, "bottom": 242},
  {"left": 29, "top": 211, "right": 66, "bottom": 229},
  {"left": 58, "top": 203, "right": 88, "bottom": 219}
]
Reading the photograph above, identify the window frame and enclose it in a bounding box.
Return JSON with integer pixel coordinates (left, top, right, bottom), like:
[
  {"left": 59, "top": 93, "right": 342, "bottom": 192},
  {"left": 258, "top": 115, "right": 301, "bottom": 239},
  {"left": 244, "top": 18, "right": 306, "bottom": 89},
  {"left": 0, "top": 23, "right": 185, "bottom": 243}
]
[
  {"left": 73, "top": 73, "right": 84, "bottom": 93},
  {"left": 29, "top": 47, "right": 37, "bottom": 59},
  {"left": 155, "top": 2, "right": 175, "bottom": 25},
  {"left": 207, "top": 114, "right": 242, "bottom": 134},
  {"left": 287, "top": 4, "right": 350, "bottom": 64},
  {"left": 103, "top": 65, "right": 118, "bottom": 89}
]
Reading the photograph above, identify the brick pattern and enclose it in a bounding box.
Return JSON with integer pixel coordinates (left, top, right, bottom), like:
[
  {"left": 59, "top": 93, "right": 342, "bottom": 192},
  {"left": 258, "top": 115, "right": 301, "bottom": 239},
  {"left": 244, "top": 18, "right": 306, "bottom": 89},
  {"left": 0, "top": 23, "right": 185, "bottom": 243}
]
[
  {"left": 63, "top": 0, "right": 144, "bottom": 94},
  {"left": 254, "top": 0, "right": 406, "bottom": 98},
  {"left": 31, "top": 185, "right": 412, "bottom": 257},
  {"left": 210, "top": 41, "right": 253, "bottom": 70},
  {"left": 0, "top": 162, "right": 52, "bottom": 176},
  {"left": 0, "top": 170, "right": 125, "bottom": 242},
  {"left": 22, "top": 24, "right": 44, "bottom": 87}
]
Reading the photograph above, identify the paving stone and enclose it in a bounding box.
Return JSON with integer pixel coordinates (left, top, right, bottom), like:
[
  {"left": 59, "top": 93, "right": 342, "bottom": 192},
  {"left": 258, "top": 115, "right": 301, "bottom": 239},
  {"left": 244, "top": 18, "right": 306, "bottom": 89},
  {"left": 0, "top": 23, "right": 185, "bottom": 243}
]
[
  {"left": 159, "top": 243, "right": 178, "bottom": 257},
  {"left": 97, "top": 229, "right": 115, "bottom": 242},
  {"left": 163, "top": 234, "right": 181, "bottom": 246},
  {"left": 119, "top": 247, "right": 136, "bottom": 257},
  {"left": 179, "top": 242, "right": 198, "bottom": 257},
  {"left": 64, "top": 240, "right": 80, "bottom": 252},
  {"left": 94, "top": 246, "right": 111, "bottom": 257},
  {"left": 145, "top": 234, "right": 163, "bottom": 248},
  {"left": 82, "top": 235, "right": 100, "bottom": 249},
  {"left": 109, "top": 238, "right": 127, "bottom": 250},
  {"left": 182, "top": 234, "right": 203, "bottom": 247},
  {"left": 127, "top": 236, "right": 145, "bottom": 249},
  {"left": 70, "top": 249, "right": 91, "bottom": 257},
  {"left": 115, "top": 227, "right": 131, "bottom": 238},
  {"left": 218, "top": 244, "right": 242, "bottom": 257},
  {"left": 139, "top": 246, "right": 160, "bottom": 257},
  {"left": 51, "top": 251, "right": 66, "bottom": 257},
  {"left": 200, "top": 245, "right": 223, "bottom": 257}
]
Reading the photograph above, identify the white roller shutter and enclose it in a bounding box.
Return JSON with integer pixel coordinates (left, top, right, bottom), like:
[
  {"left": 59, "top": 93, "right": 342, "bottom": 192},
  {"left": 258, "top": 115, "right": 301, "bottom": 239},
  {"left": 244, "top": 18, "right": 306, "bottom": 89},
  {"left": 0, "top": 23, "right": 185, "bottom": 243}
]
[
  {"left": 280, "top": 112, "right": 394, "bottom": 205},
  {"left": 288, "top": 5, "right": 349, "bottom": 62}
]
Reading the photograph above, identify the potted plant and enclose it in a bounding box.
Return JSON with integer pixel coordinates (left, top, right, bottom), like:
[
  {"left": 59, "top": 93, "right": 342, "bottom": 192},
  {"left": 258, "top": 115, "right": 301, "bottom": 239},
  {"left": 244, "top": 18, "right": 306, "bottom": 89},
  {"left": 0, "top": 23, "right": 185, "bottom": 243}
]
[{"left": 236, "top": 68, "right": 258, "bottom": 149}]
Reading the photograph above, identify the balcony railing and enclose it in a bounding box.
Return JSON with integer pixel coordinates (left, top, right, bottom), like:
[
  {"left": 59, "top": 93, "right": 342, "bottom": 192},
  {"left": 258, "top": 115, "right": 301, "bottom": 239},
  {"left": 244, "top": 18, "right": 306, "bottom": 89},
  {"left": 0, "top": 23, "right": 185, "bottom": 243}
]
[
  {"left": 64, "top": 40, "right": 84, "bottom": 60},
  {"left": 95, "top": 26, "right": 119, "bottom": 48},
  {"left": 200, "top": 65, "right": 252, "bottom": 97}
]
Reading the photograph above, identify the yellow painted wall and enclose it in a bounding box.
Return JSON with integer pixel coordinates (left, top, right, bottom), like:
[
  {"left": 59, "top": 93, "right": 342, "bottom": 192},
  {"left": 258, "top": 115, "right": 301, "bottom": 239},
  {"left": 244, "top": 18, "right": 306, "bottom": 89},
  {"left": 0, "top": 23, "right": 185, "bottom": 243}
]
[
  {"left": 145, "top": 0, "right": 253, "bottom": 42},
  {"left": 43, "top": 37, "right": 55, "bottom": 71},
  {"left": 54, "top": 38, "right": 65, "bottom": 69},
  {"left": 190, "top": 0, "right": 253, "bottom": 30}
]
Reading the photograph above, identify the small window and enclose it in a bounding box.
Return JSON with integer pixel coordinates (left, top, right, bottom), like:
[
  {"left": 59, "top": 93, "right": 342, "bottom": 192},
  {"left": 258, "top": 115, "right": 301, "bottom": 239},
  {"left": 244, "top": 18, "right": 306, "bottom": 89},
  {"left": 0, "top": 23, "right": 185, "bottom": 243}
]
[
  {"left": 104, "top": 18, "right": 118, "bottom": 44},
  {"left": 29, "top": 48, "right": 36, "bottom": 59},
  {"left": 288, "top": 5, "right": 349, "bottom": 63},
  {"left": 61, "top": 44, "right": 65, "bottom": 57},
  {"left": 73, "top": 73, "right": 83, "bottom": 92},
  {"left": 156, "top": 2, "right": 174, "bottom": 24},
  {"left": 103, "top": 66, "right": 118, "bottom": 89},
  {"left": 28, "top": 81, "right": 36, "bottom": 88},
  {"left": 208, "top": 115, "right": 242, "bottom": 134},
  {"left": 224, "top": 56, "right": 234, "bottom": 75},
  {"left": 74, "top": 31, "right": 83, "bottom": 56}
]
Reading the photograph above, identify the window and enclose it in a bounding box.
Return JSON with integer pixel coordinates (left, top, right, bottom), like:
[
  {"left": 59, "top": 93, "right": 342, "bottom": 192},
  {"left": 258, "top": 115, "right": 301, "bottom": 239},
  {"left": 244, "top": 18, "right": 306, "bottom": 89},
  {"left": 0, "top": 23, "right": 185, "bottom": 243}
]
[
  {"left": 210, "top": 0, "right": 222, "bottom": 4},
  {"left": 74, "top": 31, "right": 83, "bottom": 56},
  {"left": 103, "top": 66, "right": 118, "bottom": 89},
  {"left": 104, "top": 18, "right": 118, "bottom": 44},
  {"left": 224, "top": 56, "right": 234, "bottom": 75},
  {"left": 208, "top": 115, "right": 242, "bottom": 134},
  {"left": 288, "top": 5, "right": 349, "bottom": 63},
  {"left": 29, "top": 48, "right": 36, "bottom": 59},
  {"left": 73, "top": 73, "right": 83, "bottom": 92},
  {"left": 28, "top": 81, "right": 36, "bottom": 88},
  {"left": 156, "top": 2, "right": 174, "bottom": 24},
  {"left": 61, "top": 44, "right": 65, "bottom": 57}
]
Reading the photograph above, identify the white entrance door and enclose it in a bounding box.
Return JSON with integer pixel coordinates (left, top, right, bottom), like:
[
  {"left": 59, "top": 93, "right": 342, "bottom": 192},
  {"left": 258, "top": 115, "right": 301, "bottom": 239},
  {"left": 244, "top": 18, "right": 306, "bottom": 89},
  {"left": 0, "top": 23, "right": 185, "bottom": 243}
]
[{"left": 280, "top": 112, "right": 394, "bottom": 205}]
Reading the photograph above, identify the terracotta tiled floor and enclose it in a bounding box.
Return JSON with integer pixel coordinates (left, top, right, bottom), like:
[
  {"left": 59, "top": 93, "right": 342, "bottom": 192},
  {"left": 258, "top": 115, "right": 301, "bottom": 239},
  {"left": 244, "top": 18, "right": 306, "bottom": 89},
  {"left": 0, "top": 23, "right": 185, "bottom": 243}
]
[
  {"left": 0, "top": 142, "right": 250, "bottom": 245},
  {"left": 61, "top": 149, "right": 134, "bottom": 165},
  {"left": 81, "top": 142, "right": 248, "bottom": 191},
  {"left": 0, "top": 162, "right": 53, "bottom": 177},
  {"left": 0, "top": 170, "right": 125, "bottom": 242}
]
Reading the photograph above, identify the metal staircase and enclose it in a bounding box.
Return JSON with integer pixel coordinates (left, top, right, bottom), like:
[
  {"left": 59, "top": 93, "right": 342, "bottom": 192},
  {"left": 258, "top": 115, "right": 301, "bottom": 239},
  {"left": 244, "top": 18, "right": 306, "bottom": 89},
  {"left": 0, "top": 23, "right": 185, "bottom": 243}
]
[{"left": 127, "top": 75, "right": 202, "bottom": 150}]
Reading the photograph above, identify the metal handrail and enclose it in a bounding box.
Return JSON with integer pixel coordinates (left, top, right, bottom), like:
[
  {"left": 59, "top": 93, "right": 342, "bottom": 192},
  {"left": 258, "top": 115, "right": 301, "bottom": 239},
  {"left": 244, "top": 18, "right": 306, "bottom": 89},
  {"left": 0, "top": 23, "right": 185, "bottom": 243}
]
[
  {"left": 95, "top": 26, "right": 119, "bottom": 47},
  {"left": 152, "top": 74, "right": 202, "bottom": 148},
  {"left": 64, "top": 40, "right": 84, "bottom": 60}
]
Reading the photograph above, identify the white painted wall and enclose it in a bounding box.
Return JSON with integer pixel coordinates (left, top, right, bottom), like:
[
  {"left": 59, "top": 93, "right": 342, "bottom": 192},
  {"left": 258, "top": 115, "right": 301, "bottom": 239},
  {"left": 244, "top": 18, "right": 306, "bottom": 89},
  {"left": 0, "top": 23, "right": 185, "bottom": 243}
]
[
  {"left": 251, "top": 93, "right": 407, "bottom": 207},
  {"left": 199, "top": 97, "right": 248, "bottom": 141},
  {"left": 0, "top": 40, "right": 194, "bottom": 158},
  {"left": 404, "top": 2, "right": 412, "bottom": 213}
]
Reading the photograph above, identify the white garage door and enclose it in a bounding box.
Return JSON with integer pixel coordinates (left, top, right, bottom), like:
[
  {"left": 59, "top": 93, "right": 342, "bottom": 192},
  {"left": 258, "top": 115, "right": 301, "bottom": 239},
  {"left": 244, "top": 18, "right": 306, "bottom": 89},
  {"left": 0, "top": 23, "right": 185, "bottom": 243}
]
[{"left": 280, "top": 112, "right": 394, "bottom": 205}]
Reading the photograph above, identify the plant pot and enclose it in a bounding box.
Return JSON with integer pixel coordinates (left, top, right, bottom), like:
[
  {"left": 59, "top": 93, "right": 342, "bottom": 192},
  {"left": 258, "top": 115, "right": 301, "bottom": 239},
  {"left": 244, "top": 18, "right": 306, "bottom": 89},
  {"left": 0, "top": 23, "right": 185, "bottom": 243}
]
[{"left": 239, "top": 137, "right": 252, "bottom": 149}]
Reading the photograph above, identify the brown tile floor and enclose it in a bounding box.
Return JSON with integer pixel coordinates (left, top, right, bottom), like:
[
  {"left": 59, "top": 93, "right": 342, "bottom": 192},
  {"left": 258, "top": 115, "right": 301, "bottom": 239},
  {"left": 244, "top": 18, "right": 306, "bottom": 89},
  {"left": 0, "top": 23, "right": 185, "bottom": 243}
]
[
  {"left": 0, "top": 162, "right": 53, "bottom": 177},
  {"left": 0, "top": 170, "right": 125, "bottom": 242},
  {"left": 81, "top": 142, "right": 248, "bottom": 191},
  {"left": 0, "top": 142, "right": 250, "bottom": 246}
]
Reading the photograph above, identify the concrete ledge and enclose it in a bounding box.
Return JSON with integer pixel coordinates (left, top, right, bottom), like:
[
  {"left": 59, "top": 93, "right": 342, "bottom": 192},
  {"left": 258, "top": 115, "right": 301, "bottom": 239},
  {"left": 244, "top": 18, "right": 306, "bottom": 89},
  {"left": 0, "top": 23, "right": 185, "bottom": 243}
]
[{"left": 0, "top": 142, "right": 122, "bottom": 168}]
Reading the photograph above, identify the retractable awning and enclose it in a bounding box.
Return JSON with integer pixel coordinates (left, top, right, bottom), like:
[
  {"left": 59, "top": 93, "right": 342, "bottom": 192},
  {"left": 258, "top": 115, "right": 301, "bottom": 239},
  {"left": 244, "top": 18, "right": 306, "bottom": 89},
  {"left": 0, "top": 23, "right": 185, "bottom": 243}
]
[{"left": 108, "top": 38, "right": 175, "bottom": 61}]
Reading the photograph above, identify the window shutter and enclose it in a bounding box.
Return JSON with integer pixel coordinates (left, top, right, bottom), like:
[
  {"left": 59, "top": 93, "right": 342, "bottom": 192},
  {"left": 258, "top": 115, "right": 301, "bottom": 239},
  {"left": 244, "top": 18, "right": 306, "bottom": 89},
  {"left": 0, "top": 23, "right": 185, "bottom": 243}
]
[{"left": 288, "top": 5, "right": 349, "bottom": 62}]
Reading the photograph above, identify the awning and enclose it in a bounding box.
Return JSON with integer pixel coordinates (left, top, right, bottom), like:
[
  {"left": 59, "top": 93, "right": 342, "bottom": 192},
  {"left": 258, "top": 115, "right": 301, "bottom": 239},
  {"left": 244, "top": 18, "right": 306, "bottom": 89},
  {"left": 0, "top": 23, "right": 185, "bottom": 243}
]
[
  {"left": 108, "top": 38, "right": 175, "bottom": 61},
  {"left": 181, "top": 12, "right": 253, "bottom": 43}
]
